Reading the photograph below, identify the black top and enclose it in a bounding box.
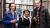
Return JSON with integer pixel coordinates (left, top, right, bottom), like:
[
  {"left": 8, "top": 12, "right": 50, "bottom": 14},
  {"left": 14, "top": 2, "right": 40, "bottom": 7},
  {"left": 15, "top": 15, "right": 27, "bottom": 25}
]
[
  {"left": 18, "top": 17, "right": 30, "bottom": 28},
  {"left": 23, "top": 18, "right": 30, "bottom": 26}
]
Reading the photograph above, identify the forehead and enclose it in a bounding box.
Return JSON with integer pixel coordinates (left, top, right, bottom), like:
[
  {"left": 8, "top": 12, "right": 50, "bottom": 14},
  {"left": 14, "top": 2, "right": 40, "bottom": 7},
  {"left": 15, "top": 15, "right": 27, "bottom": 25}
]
[
  {"left": 25, "top": 11, "right": 29, "bottom": 14},
  {"left": 34, "top": 0, "right": 40, "bottom": 3},
  {"left": 35, "top": 1, "right": 40, "bottom": 3},
  {"left": 25, "top": 11, "right": 29, "bottom": 13},
  {"left": 11, "top": 4, "right": 15, "bottom": 6}
]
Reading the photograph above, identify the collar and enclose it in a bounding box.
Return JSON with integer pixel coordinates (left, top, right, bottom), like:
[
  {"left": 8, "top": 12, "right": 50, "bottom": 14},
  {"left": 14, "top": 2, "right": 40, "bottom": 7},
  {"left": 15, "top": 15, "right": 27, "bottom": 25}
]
[{"left": 24, "top": 16, "right": 30, "bottom": 19}]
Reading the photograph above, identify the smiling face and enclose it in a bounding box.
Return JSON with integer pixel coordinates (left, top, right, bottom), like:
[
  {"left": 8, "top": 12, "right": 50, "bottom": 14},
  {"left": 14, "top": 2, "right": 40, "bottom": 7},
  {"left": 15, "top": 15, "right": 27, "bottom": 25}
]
[
  {"left": 10, "top": 4, "right": 16, "bottom": 11},
  {"left": 24, "top": 11, "right": 30, "bottom": 17}
]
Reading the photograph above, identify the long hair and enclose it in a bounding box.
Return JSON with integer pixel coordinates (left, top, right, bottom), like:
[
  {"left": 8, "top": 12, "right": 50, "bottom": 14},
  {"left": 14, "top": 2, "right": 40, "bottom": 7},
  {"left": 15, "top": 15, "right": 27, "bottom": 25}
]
[
  {"left": 9, "top": 3, "right": 16, "bottom": 11},
  {"left": 40, "top": 0, "right": 42, "bottom": 8}
]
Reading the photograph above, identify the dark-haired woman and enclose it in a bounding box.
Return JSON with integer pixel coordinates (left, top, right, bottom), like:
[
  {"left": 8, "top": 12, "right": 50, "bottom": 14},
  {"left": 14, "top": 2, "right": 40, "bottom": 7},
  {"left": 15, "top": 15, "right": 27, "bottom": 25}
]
[{"left": 3, "top": 3, "right": 17, "bottom": 28}]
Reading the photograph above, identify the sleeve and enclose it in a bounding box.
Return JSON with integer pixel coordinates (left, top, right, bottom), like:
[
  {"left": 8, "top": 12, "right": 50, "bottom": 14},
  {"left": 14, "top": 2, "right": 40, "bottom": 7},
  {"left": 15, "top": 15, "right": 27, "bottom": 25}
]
[
  {"left": 31, "top": 9, "right": 36, "bottom": 28},
  {"left": 18, "top": 18, "right": 25, "bottom": 28},
  {"left": 32, "top": 9, "right": 36, "bottom": 22},
  {"left": 32, "top": 9, "right": 35, "bottom": 17},
  {"left": 18, "top": 18, "right": 22, "bottom": 28},
  {"left": 3, "top": 12, "right": 12, "bottom": 24},
  {"left": 45, "top": 9, "right": 49, "bottom": 28}
]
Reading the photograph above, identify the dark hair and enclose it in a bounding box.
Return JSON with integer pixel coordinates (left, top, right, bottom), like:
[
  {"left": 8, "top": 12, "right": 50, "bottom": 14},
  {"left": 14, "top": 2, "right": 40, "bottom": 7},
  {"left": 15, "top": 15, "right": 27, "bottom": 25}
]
[
  {"left": 23, "top": 10, "right": 30, "bottom": 15},
  {"left": 9, "top": 3, "right": 16, "bottom": 11},
  {"left": 40, "top": 0, "right": 42, "bottom": 7}
]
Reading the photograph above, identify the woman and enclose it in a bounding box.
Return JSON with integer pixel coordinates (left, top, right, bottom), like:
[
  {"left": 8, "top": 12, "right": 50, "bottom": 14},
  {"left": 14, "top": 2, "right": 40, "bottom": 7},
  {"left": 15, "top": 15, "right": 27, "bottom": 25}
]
[{"left": 3, "top": 3, "right": 17, "bottom": 28}]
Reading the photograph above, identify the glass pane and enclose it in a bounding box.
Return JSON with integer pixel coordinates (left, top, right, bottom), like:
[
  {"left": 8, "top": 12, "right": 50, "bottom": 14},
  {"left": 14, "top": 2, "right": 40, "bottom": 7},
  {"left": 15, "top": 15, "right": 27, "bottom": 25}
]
[
  {"left": 0, "top": 4, "right": 2, "bottom": 20},
  {"left": 22, "top": 0, "right": 28, "bottom": 4},
  {"left": 6, "top": 4, "right": 9, "bottom": 11},
  {"left": 0, "top": 0, "right": 2, "bottom": 4},
  {"left": 29, "top": 6, "right": 33, "bottom": 11},
  {"left": 15, "top": 0, "right": 21, "bottom": 4},
  {"left": 22, "top": 5, "right": 27, "bottom": 10},
  {"left": 28, "top": 0, "right": 33, "bottom": 5},
  {"left": 6, "top": 0, "right": 14, "bottom": 3},
  {"left": 16, "top": 5, "right": 22, "bottom": 16},
  {"left": 6, "top": 4, "right": 9, "bottom": 8},
  {"left": 6, "top": 8, "right": 9, "bottom": 12}
]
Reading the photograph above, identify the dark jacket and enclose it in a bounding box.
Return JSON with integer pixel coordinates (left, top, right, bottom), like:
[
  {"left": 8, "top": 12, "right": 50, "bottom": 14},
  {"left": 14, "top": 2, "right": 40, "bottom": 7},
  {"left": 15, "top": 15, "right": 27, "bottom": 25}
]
[
  {"left": 31, "top": 7, "right": 49, "bottom": 28},
  {"left": 18, "top": 17, "right": 30, "bottom": 28}
]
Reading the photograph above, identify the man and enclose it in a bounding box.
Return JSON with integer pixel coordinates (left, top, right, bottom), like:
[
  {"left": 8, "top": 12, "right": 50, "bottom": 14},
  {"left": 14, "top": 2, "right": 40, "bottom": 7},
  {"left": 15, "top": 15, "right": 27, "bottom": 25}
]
[
  {"left": 18, "top": 10, "right": 30, "bottom": 28},
  {"left": 31, "top": 0, "right": 49, "bottom": 28}
]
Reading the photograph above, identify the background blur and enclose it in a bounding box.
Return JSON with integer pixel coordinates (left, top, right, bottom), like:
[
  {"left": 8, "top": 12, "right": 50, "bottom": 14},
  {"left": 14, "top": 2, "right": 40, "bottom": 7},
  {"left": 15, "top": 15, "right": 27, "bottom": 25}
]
[{"left": 0, "top": 0, "right": 50, "bottom": 28}]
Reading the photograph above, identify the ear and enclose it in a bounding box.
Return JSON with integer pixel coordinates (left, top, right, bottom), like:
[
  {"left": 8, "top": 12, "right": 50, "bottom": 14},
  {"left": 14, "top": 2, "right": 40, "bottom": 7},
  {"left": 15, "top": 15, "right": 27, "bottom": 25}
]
[{"left": 24, "top": 14, "right": 25, "bottom": 16}]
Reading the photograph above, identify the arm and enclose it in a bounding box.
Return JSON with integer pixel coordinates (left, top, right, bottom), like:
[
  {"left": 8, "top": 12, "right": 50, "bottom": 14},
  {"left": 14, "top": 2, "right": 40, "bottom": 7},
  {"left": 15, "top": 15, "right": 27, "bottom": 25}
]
[
  {"left": 18, "top": 18, "right": 22, "bottom": 28},
  {"left": 18, "top": 18, "right": 26, "bottom": 28},
  {"left": 31, "top": 9, "right": 36, "bottom": 28},
  {"left": 3, "top": 13, "right": 12, "bottom": 24},
  {"left": 45, "top": 9, "right": 49, "bottom": 28}
]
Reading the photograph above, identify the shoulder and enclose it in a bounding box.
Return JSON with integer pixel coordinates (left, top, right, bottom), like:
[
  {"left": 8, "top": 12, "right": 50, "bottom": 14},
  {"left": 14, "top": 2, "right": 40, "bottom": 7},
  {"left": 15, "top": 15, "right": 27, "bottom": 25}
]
[
  {"left": 5, "top": 10, "right": 11, "bottom": 15},
  {"left": 19, "top": 17, "right": 22, "bottom": 22},
  {"left": 14, "top": 11, "right": 16, "bottom": 14},
  {"left": 41, "top": 7, "right": 48, "bottom": 11},
  {"left": 6, "top": 11, "right": 12, "bottom": 16},
  {"left": 19, "top": 17, "right": 22, "bottom": 19}
]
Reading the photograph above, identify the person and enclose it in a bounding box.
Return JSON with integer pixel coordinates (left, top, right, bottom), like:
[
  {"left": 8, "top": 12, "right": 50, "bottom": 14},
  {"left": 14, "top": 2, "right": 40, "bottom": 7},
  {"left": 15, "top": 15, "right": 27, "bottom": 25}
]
[
  {"left": 3, "top": 3, "right": 17, "bottom": 28},
  {"left": 31, "top": 0, "right": 49, "bottom": 28},
  {"left": 18, "top": 10, "right": 30, "bottom": 28}
]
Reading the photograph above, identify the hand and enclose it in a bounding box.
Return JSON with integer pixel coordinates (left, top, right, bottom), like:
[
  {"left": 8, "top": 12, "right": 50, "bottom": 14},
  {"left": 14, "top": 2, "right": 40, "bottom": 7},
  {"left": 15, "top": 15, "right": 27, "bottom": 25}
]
[
  {"left": 33, "top": 17, "right": 37, "bottom": 21},
  {"left": 11, "top": 20, "right": 16, "bottom": 23}
]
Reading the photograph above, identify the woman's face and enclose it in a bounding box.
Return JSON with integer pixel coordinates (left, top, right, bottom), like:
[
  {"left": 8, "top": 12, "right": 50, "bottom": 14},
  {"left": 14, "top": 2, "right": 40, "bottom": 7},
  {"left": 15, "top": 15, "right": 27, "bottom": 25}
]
[{"left": 10, "top": 4, "right": 15, "bottom": 11}]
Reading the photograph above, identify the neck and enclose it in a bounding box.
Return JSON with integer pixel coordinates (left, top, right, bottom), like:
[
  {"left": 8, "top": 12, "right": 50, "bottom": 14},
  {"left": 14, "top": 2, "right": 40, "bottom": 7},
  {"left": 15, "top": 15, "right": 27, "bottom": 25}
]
[
  {"left": 36, "top": 7, "right": 41, "bottom": 11},
  {"left": 11, "top": 10, "right": 14, "bottom": 17},
  {"left": 11, "top": 10, "right": 14, "bottom": 13},
  {"left": 38, "top": 7, "right": 40, "bottom": 10},
  {"left": 24, "top": 16, "right": 29, "bottom": 18}
]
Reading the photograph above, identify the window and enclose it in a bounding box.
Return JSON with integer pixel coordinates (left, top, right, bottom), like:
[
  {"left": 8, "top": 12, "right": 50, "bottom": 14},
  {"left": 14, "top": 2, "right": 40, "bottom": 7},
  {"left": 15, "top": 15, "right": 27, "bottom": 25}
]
[
  {"left": 4, "top": 0, "right": 33, "bottom": 18},
  {"left": 0, "top": 0, "right": 2, "bottom": 20}
]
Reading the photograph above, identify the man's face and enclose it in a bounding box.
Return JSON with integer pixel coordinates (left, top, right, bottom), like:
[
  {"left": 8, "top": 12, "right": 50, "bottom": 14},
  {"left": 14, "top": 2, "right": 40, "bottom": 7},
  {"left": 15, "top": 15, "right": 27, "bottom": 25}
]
[
  {"left": 24, "top": 11, "right": 30, "bottom": 17},
  {"left": 10, "top": 4, "right": 15, "bottom": 11},
  {"left": 34, "top": 1, "right": 41, "bottom": 8}
]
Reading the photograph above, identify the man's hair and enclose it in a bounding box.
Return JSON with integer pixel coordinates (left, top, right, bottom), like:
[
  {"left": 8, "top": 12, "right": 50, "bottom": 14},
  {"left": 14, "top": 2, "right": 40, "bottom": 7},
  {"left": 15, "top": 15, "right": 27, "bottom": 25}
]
[
  {"left": 23, "top": 10, "right": 30, "bottom": 15},
  {"left": 9, "top": 3, "right": 16, "bottom": 11},
  {"left": 40, "top": 0, "right": 42, "bottom": 7}
]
